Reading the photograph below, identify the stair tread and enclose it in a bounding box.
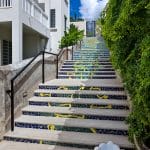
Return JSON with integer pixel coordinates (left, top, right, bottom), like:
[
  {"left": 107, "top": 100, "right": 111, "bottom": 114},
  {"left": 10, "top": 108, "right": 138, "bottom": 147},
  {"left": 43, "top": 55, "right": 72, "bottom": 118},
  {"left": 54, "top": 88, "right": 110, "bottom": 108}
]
[
  {"left": 29, "top": 97, "right": 128, "bottom": 106},
  {"left": 0, "top": 141, "right": 87, "bottom": 150},
  {"left": 35, "top": 89, "right": 126, "bottom": 95},
  {"left": 4, "top": 128, "right": 134, "bottom": 148},
  {"left": 15, "top": 115, "right": 128, "bottom": 130},
  {"left": 22, "top": 106, "right": 129, "bottom": 117},
  {"left": 40, "top": 79, "right": 123, "bottom": 87}
]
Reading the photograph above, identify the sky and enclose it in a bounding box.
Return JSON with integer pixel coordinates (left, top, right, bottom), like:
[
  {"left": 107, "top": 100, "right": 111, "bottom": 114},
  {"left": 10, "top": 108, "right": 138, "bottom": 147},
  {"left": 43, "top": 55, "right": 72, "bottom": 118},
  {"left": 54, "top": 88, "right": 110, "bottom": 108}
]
[
  {"left": 70, "top": 0, "right": 81, "bottom": 19},
  {"left": 70, "top": 0, "right": 108, "bottom": 21}
]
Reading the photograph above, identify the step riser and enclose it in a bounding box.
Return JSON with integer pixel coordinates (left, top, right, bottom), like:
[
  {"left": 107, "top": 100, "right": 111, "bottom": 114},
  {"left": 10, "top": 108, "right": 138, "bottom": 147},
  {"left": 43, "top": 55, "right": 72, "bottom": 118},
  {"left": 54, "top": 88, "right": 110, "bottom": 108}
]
[
  {"left": 29, "top": 101, "right": 129, "bottom": 110},
  {"left": 61, "top": 66, "right": 113, "bottom": 68},
  {"left": 15, "top": 122, "right": 128, "bottom": 136},
  {"left": 64, "top": 62, "right": 112, "bottom": 65},
  {"left": 58, "top": 72, "right": 116, "bottom": 75},
  {"left": 34, "top": 92, "right": 127, "bottom": 100},
  {"left": 39, "top": 85, "right": 124, "bottom": 91},
  {"left": 65, "top": 60, "right": 110, "bottom": 62},
  {"left": 58, "top": 76, "right": 117, "bottom": 79},
  {"left": 22, "top": 111, "right": 127, "bottom": 121},
  {"left": 60, "top": 69, "right": 115, "bottom": 71}
]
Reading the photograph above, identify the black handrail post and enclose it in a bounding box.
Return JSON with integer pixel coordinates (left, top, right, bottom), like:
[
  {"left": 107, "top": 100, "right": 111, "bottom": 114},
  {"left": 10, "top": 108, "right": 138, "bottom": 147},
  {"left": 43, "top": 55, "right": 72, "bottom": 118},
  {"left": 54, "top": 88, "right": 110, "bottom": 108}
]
[
  {"left": 11, "top": 80, "right": 14, "bottom": 131},
  {"left": 56, "top": 55, "right": 59, "bottom": 79},
  {"left": 42, "top": 51, "right": 45, "bottom": 83}
]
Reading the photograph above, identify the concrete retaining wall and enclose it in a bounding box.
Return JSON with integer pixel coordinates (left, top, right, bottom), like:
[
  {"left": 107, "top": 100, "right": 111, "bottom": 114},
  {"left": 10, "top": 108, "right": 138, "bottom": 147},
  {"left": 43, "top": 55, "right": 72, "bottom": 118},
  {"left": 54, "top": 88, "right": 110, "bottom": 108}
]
[{"left": 0, "top": 48, "right": 74, "bottom": 138}]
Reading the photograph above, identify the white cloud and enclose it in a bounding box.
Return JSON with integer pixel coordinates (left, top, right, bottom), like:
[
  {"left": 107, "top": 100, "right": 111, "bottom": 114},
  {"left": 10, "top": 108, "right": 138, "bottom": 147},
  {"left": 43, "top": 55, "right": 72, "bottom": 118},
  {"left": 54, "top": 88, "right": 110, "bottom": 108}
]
[{"left": 79, "top": 0, "right": 108, "bottom": 21}]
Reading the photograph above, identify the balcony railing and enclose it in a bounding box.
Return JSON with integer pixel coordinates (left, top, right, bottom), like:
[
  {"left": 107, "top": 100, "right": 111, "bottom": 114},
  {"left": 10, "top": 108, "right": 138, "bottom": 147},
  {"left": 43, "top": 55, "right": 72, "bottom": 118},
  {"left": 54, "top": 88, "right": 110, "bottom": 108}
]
[
  {"left": 22, "top": 0, "right": 48, "bottom": 27},
  {"left": 0, "top": 0, "right": 12, "bottom": 8}
]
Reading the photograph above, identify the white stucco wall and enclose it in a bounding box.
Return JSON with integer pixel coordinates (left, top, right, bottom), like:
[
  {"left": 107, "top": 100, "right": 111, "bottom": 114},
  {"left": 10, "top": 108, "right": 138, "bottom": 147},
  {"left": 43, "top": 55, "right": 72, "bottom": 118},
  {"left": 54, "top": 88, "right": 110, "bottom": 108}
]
[
  {"left": 0, "top": 0, "right": 50, "bottom": 64},
  {"left": 50, "top": 0, "right": 70, "bottom": 53},
  {"left": 0, "top": 0, "right": 70, "bottom": 64}
]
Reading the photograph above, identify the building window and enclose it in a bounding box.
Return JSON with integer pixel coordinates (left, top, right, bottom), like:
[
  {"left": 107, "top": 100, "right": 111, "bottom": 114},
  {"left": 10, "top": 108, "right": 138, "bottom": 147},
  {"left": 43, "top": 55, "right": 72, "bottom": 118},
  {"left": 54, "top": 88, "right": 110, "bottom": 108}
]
[
  {"left": 64, "top": 16, "right": 67, "bottom": 31},
  {"left": 50, "top": 9, "right": 56, "bottom": 28}
]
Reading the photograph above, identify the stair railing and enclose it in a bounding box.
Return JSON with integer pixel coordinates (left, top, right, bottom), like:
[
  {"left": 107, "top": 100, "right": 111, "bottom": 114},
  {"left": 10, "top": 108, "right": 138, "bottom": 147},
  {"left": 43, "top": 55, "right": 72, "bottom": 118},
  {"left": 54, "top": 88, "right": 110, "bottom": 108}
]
[{"left": 7, "top": 47, "right": 72, "bottom": 132}]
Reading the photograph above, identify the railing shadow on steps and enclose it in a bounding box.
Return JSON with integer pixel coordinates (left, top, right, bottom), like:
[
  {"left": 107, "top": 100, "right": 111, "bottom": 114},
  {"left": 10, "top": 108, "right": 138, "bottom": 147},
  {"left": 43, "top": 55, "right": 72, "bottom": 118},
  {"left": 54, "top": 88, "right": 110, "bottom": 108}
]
[{"left": 6, "top": 46, "right": 75, "bottom": 132}]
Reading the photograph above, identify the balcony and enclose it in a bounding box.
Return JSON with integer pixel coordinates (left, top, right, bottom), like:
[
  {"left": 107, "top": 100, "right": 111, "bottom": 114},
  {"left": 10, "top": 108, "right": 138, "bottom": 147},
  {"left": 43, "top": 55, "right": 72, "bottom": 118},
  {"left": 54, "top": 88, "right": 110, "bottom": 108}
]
[{"left": 22, "top": 0, "right": 48, "bottom": 27}]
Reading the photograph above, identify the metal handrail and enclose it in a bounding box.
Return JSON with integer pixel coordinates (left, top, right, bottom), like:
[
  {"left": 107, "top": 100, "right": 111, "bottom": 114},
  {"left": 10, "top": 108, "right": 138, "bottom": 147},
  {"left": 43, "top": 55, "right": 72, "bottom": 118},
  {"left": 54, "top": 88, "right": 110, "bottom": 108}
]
[{"left": 7, "top": 47, "right": 73, "bottom": 131}]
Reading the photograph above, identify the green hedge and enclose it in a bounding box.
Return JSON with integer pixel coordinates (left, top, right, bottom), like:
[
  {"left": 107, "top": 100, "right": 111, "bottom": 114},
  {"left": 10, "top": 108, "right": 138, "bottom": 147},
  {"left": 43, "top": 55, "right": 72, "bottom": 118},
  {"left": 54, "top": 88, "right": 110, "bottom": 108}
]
[{"left": 98, "top": 0, "right": 150, "bottom": 143}]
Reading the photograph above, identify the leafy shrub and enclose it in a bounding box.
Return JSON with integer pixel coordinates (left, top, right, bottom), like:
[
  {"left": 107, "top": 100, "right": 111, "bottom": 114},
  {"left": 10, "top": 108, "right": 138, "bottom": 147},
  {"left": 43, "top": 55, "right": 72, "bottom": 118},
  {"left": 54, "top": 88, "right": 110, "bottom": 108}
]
[
  {"left": 98, "top": 0, "right": 150, "bottom": 143},
  {"left": 60, "top": 24, "right": 84, "bottom": 48}
]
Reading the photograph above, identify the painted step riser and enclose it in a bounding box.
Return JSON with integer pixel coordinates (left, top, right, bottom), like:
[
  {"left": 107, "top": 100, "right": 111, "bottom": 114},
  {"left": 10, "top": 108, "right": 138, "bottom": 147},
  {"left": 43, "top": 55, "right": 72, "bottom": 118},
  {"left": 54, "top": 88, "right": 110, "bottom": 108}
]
[
  {"left": 64, "top": 63, "right": 112, "bottom": 65},
  {"left": 34, "top": 92, "right": 127, "bottom": 100},
  {"left": 60, "top": 69, "right": 115, "bottom": 71},
  {"left": 39, "top": 85, "right": 124, "bottom": 91},
  {"left": 74, "top": 54, "right": 110, "bottom": 56},
  {"left": 73, "top": 57, "right": 110, "bottom": 59},
  {"left": 22, "top": 111, "right": 127, "bottom": 121},
  {"left": 65, "top": 60, "right": 110, "bottom": 62},
  {"left": 58, "top": 76, "right": 117, "bottom": 79},
  {"left": 58, "top": 72, "right": 116, "bottom": 75},
  {"left": 61, "top": 66, "right": 113, "bottom": 68},
  {"left": 73, "top": 54, "right": 109, "bottom": 56},
  {"left": 72, "top": 59, "right": 110, "bottom": 61},
  {"left": 29, "top": 101, "right": 129, "bottom": 110},
  {"left": 14, "top": 122, "right": 128, "bottom": 136}
]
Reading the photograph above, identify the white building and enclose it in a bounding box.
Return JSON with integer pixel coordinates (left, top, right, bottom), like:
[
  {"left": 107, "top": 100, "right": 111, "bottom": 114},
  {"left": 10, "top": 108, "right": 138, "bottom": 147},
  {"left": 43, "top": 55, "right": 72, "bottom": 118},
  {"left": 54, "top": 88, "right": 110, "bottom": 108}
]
[{"left": 0, "top": 0, "right": 70, "bottom": 65}]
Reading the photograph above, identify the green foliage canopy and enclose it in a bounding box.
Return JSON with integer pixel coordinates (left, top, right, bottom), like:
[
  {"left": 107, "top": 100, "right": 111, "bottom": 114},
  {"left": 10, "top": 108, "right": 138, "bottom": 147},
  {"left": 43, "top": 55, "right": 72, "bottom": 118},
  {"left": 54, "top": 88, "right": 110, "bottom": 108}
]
[
  {"left": 59, "top": 24, "right": 84, "bottom": 48},
  {"left": 99, "top": 0, "right": 150, "bottom": 142}
]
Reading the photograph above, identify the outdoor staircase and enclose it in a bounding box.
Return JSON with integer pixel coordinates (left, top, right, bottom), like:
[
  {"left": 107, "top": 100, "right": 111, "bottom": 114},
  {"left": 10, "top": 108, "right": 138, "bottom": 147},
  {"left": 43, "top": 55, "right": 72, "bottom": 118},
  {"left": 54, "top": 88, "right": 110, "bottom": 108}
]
[{"left": 1, "top": 38, "right": 134, "bottom": 150}]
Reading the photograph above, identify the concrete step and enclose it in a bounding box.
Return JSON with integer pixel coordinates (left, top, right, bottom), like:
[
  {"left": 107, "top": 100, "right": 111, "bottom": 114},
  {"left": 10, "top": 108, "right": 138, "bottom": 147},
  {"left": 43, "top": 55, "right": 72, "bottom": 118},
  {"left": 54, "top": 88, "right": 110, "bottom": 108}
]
[
  {"left": 58, "top": 71, "right": 116, "bottom": 75},
  {"left": 15, "top": 115, "right": 128, "bottom": 135},
  {"left": 39, "top": 79, "right": 124, "bottom": 87},
  {"left": 64, "top": 62, "right": 112, "bottom": 65},
  {"left": 61, "top": 65, "right": 113, "bottom": 68},
  {"left": 0, "top": 141, "right": 88, "bottom": 150},
  {"left": 65, "top": 60, "right": 110, "bottom": 62},
  {"left": 58, "top": 75, "right": 117, "bottom": 79},
  {"left": 22, "top": 106, "right": 129, "bottom": 121},
  {"left": 73, "top": 59, "right": 110, "bottom": 61},
  {"left": 34, "top": 89, "right": 127, "bottom": 100},
  {"left": 73, "top": 55, "right": 109, "bottom": 57},
  {"left": 28, "top": 97, "right": 129, "bottom": 109},
  {"left": 60, "top": 68, "right": 115, "bottom": 71},
  {"left": 4, "top": 128, "right": 134, "bottom": 149},
  {"left": 73, "top": 57, "right": 110, "bottom": 59}
]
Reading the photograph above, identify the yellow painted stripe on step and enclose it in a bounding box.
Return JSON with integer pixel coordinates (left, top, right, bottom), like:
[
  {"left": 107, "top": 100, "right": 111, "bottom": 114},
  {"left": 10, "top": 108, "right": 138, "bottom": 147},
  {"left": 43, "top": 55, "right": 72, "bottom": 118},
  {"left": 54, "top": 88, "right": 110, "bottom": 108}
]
[
  {"left": 55, "top": 114, "right": 85, "bottom": 119},
  {"left": 58, "top": 86, "right": 68, "bottom": 90},
  {"left": 48, "top": 102, "right": 51, "bottom": 107},
  {"left": 59, "top": 103, "right": 72, "bottom": 108},
  {"left": 39, "top": 140, "right": 43, "bottom": 144},
  {"left": 80, "top": 86, "right": 85, "bottom": 90},
  {"left": 90, "top": 104, "right": 112, "bottom": 109},
  {"left": 40, "top": 93, "right": 51, "bottom": 97},
  {"left": 90, "top": 87, "right": 101, "bottom": 91},
  {"left": 90, "top": 128, "right": 97, "bottom": 133},
  {"left": 97, "top": 95, "right": 109, "bottom": 99},
  {"left": 47, "top": 124, "right": 55, "bottom": 131}
]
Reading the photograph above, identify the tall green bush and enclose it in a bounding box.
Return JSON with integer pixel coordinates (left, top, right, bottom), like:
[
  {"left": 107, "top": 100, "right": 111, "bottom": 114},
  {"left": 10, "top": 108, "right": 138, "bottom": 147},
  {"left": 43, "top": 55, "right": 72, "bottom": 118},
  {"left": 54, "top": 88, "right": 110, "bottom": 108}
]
[
  {"left": 59, "top": 24, "right": 84, "bottom": 48},
  {"left": 99, "top": 0, "right": 150, "bottom": 143}
]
